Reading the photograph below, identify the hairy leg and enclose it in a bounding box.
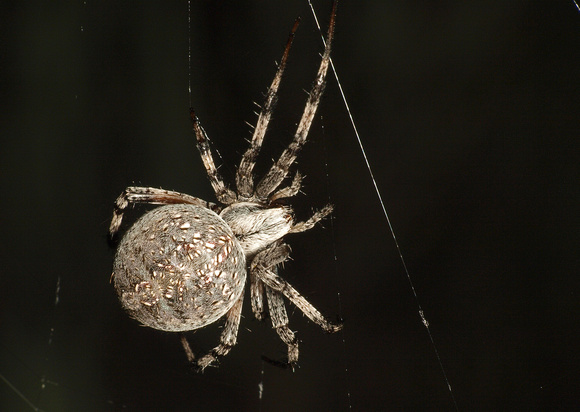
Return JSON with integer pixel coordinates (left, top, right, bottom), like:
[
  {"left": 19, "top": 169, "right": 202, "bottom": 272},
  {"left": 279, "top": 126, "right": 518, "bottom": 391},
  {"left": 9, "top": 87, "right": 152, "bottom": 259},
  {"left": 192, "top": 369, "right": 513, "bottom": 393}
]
[
  {"left": 190, "top": 109, "right": 237, "bottom": 205},
  {"left": 256, "top": 1, "right": 337, "bottom": 198},
  {"left": 236, "top": 19, "right": 300, "bottom": 198},
  {"left": 266, "top": 283, "right": 299, "bottom": 366},
  {"left": 109, "top": 186, "right": 217, "bottom": 238},
  {"left": 289, "top": 204, "right": 333, "bottom": 234},
  {"left": 251, "top": 242, "right": 342, "bottom": 334},
  {"left": 181, "top": 292, "right": 245, "bottom": 372},
  {"left": 250, "top": 270, "right": 266, "bottom": 321}
]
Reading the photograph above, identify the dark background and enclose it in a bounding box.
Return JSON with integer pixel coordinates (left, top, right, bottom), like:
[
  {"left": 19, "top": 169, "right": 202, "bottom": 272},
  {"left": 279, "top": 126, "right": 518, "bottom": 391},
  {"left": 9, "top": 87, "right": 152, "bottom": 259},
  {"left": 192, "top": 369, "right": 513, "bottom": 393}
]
[{"left": 1, "top": 1, "right": 578, "bottom": 410}]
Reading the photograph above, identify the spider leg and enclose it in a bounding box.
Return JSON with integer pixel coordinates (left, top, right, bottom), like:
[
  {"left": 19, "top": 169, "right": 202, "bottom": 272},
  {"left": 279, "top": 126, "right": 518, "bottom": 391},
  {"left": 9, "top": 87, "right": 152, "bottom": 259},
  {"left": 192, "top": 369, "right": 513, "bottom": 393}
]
[
  {"left": 289, "top": 204, "right": 333, "bottom": 234},
  {"left": 185, "top": 291, "right": 244, "bottom": 372},
  {"left": 236, "top": 18, "right": 300, "bottom": 198},
  {"left": 251, "top": 241, "right": 342, "bottom": 335},
  {"left": 180, "top": 333, "right": 195, "bottom": 363},
  {"left": 265, "top": 282, "right": 299, "bottom": 367},
  {"left": 257, "top": 266, "right": 342, "bottom": 334},
  {"left": 190, "top": 110, "right": 237, "bottom": 205},
  {"left": 269, "top": 171, "right": 303, "bottom": 203},
  {"left": 109, "top": 186, "right": 217, "bottom": 238},
  {"left": 250, "top": 270, "right": 266, "bottom": 321},
  {"left": 250, "top": 242, "right": 292, "bottom": 322},
  {"left": 251, "top": 244, "right": 298, "bottom": 367},
  {"left": 255, "top": 1, "right": 337, "bottom": 199}
]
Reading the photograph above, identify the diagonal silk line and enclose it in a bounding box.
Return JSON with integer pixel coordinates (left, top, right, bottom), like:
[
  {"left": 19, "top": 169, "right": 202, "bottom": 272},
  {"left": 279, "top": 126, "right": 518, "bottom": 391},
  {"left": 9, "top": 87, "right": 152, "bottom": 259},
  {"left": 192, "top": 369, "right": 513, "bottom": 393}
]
[{"left": 307, "top": 2, "right": 459, "bottom": 410}]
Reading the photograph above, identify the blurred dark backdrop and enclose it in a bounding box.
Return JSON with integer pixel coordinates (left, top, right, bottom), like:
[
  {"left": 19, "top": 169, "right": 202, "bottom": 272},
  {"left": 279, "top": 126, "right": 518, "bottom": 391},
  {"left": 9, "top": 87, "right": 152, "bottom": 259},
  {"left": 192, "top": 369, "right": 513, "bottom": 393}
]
[{"left": 1, "top": 1, "right": 578, "bottom": 410}]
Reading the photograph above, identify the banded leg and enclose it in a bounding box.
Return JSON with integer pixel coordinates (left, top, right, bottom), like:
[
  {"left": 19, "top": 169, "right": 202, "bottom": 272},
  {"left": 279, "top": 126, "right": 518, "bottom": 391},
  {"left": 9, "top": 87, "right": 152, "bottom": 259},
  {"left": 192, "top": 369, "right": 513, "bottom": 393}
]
[
  {"left": 251, "top": 241, "right": 342, "bottom": 333},
  {"left": 269, "top": 172, "right": 303, "bottom": 203},
  {"left": 236, "top": 18, "right": 300, "bottom": 198},
  {"left": 190, "top": 109, "right": 237, "bottom": 205},
  {"left": 250, "top": 270, "right": 266, "bottom": 321},
  {"left": 186, "top": 292, "right": 245, "bottom": 372},
  {"left": 250, "top": 241, "right": 291, "bottom": 322},
  {"left": 266, "top": 282, "right": 299, "bottom": 367},
  {"left": 255, "top": 266, "right": 342, "bottom": 334},
  {"left": 256, "top": 1, "right": 337, "bottom": 198},
  {"left": 109, "top": 186, "right": 217, "bottom": 238},
  {"left": 289, "top": 204, "right": 333, "bottom": 234}
]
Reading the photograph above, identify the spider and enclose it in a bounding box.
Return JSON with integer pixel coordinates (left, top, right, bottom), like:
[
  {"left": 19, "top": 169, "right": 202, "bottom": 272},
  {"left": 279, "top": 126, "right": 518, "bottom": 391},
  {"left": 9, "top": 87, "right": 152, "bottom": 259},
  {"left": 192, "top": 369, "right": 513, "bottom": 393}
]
[{"left": 109, "top": 1, "right": 341, "bottom": 372}]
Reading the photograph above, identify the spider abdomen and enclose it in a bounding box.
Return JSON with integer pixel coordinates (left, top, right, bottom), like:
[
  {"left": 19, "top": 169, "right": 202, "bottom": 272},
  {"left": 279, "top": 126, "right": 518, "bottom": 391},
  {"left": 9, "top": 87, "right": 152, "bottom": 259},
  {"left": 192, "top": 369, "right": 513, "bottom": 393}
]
[{"left": 113, "top": 204, "right": 246, "bottom": 332}]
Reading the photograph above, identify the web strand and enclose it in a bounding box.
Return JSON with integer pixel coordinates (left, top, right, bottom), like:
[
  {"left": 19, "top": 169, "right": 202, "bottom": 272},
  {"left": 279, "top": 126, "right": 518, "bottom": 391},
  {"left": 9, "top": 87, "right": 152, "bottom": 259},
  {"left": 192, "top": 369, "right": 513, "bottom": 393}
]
[
  {"left": 320, "top": 122, "right": 352, "bottom": 409},
  {"left": 0, "top": 372, "right": 45, "bottom": 412},
  {"left": 188, "top": 1, "right": 192, "bottom": 108},
  {"left": 308, "top": 1, "right": 459, "bottom": 410}
]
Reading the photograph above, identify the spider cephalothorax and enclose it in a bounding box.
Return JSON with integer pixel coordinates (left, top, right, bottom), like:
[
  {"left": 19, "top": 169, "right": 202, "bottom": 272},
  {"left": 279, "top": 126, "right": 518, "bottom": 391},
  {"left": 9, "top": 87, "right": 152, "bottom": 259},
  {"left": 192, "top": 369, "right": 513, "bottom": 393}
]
[{"left": 110, "top": 1, "right": 341, "bottom": 371}]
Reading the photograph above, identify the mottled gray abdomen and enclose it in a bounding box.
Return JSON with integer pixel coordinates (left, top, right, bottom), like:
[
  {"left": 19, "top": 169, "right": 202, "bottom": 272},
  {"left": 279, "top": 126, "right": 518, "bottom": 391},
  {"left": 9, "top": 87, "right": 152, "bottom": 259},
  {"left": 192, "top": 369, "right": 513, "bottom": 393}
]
[{"left": 112, "top": 204, "right": 246, "bottom": 332}]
